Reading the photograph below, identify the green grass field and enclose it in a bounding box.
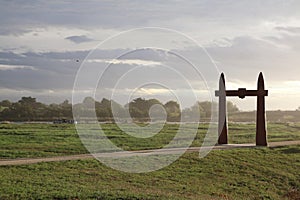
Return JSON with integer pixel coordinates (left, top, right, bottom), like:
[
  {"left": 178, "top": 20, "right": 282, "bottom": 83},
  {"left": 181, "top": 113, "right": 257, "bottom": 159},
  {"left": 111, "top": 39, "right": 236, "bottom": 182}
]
[
  {"left": 0, "top": 123, "right": 299, "bottom": 199},
  {"left": 0, "top": 123, "right": 300, "bottom": 159},
  {"left": 0, "top": 146, "right": 299, "bottom": 199}
]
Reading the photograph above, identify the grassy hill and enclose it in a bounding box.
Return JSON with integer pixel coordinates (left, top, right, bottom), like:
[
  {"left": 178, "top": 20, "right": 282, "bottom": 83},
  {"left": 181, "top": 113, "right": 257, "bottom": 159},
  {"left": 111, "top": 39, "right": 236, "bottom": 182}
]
[
  {"left": 0, "top": 146, "right": 299, "bottom": 199},
  {"left": 0, "top": 123, "right": 299, "bottom": 199}
]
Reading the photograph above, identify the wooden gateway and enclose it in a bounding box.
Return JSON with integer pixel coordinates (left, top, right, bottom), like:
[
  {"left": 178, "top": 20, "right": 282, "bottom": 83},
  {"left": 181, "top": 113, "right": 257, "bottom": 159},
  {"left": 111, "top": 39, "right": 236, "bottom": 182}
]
[{"left": 215, "top": 72, "right": 268, "bottom": 146}]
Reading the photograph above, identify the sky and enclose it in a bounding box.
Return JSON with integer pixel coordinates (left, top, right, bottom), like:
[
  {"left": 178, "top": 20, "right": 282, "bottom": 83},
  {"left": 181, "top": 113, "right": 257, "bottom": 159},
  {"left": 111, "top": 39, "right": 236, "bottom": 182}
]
[{"left": 1, "top": 0, "right": 300, "bottom": 111}]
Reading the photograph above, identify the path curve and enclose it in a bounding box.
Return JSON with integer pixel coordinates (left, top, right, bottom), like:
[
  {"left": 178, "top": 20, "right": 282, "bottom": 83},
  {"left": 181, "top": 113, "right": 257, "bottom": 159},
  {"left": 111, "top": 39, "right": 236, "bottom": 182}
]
[{"left": 0, "top": 140, "right": 299, "bottom": 166}]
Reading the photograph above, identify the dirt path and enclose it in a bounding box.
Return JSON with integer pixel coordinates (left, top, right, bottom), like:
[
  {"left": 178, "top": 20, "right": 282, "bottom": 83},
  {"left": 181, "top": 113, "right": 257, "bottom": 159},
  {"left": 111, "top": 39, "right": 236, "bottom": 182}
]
[{"left": 1, "top": 140, "right": 300, "bottom": 166}]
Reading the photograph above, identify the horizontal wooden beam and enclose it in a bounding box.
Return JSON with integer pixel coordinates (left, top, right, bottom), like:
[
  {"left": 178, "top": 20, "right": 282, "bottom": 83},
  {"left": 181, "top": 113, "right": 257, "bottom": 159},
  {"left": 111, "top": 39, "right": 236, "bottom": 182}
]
[{"left": 215, "top": 88, "right": 268, "bottom": 98}]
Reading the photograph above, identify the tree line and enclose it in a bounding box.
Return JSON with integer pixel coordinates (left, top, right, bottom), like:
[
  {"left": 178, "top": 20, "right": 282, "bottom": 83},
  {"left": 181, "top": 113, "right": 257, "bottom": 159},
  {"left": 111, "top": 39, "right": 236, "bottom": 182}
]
[{"left": 0, "top": 96, "right": 240, "bottom": 122}]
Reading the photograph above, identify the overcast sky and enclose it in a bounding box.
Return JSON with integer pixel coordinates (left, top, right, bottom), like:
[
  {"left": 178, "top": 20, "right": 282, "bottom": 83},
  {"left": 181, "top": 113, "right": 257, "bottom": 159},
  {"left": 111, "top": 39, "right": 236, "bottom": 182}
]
[{"left": 1, "top": 0, "right": 300, "bottom": 110}]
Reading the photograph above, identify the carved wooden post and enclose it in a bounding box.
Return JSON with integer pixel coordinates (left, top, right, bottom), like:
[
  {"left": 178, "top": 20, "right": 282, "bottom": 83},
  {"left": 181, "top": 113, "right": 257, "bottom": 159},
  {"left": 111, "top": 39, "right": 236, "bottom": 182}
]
[
  {"left": 218, "top": 73, "right": 228, "bottom": 144},
  {"left": 256, "top": 72, "right": 268, "bottom": 146}
]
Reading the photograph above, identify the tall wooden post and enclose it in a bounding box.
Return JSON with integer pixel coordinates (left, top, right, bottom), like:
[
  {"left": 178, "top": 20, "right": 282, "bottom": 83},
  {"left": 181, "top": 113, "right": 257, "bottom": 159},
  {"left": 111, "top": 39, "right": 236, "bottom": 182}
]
[
  {"left": 256, "top": 72, "right": 268, "bottom": 146},
  {"left": 218, "top": 73, "right": 228, "bottom": 144}
]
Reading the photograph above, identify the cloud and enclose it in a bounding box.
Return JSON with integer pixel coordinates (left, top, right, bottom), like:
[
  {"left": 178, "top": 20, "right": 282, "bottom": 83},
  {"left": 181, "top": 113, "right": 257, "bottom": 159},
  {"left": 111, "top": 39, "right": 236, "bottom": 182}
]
[
  {"left": 274, "top": 26, "right": 300, "bottom": 34},
  {"left": 0, "top": 27, "right": 32, "bottom": 36},
  {"left": 0, "top": 49, "right": 167, "bottom": 92},
  {"left": 0, "top": 50, "right": 85, "bottom": 91},
  {"left": 86, "top": 58, "right": 162, "bottom": 66},
  {"left": 207, "top": 34, "right": 300, "bottom": 82},
  {"left": 0, "top": 88, "right": 73, "bottom": 104},
  {"left": 0, "top": 1, "right": 300, "bottom": 110},
  {"left": 0, "top": 64, "right": 36, "bottom": 71},
  {"left": 65, "top": 35, "right": 94, "bottom": 44},
  {"left": 1, "top": 0, "right": 299, "bottom": 39},
  {"left": 1, "top": 1, "right": 300, "bottom": 53},
  {"left": 264, "top": 27, "right": 300, "bottom": 51},
  {"left": 1, "top": 32, "right": 299, "bottom": 109}
]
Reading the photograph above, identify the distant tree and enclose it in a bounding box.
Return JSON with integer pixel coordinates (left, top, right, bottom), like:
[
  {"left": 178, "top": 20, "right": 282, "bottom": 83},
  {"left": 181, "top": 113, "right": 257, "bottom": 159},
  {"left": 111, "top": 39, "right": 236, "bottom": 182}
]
[
  {"left": 18, "top": 96, "right": 36, "bottom": 105},
  {"left": 164, "top": 101, "right": 180, "bottom": 113},
  {"left": 164, "top": 101, "right": 180, "bottom": 122},
  {"left": 182, "top": 102, "right": 205, "bottom": 122},
  {"left": 45, "top": 103, "right": 62, "bottom": 119},
  {"left": 60, "top": 100, "right": 71, "bottom": 107},
  {"left": 82, "top": 97, "right": 95, "bottom": 108},
  {"left": 0, "top": 100, "right": 12, "bottom": 107},
  {"left": 198, "top": 101, "right": 214, "bottom": 118},
  {"left": 128, "top": 98, "right": 148, "bottom": 119},
  {"left": 0, "top": 97, "right": 242, "bottom": 122},
  {"left": 100, "top": 98, "right": 113, "bottom": 118},
  {"left": 197, "top": 101, "right": 239, "bottom": 119},
  {"left": 0, "top": 97, "right": 73, "bottom": 121},
  {"left": 227, "top": 101, "right": 240, "bottom": 113},
  {"left": 147, "top": 98, "right": 161, "bottom": 107},
  {"left": 125, "top": 98, "right": 164, "bottom": 121},
  {"left": 17, "top": 97, "right": 37, "bottom": 120},
  {"left": 148, "top": 101, "right": 166, "bottom": 121},
  {"left": 0, "top": 97, "right": 41, "bottom": 121},
  {"left": 111, "top": 100, "right": 126, "bottom": 118},
  {"left": 59, "top": 100, "right": 72, "bottom": 118}
]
